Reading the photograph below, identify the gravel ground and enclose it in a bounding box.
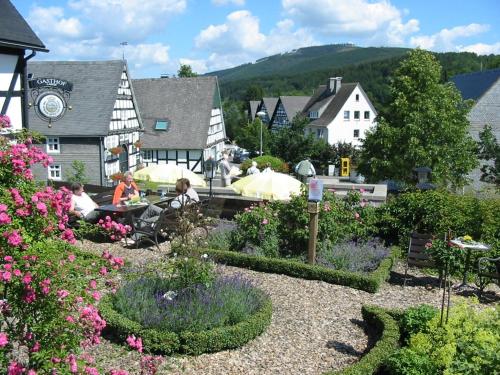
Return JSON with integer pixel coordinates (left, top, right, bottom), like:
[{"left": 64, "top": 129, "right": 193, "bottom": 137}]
[{"left": 77, "top": 239, "right": 498, "bottom": 375}]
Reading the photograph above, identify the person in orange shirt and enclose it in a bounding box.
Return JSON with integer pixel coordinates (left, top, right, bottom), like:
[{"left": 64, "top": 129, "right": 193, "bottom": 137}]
[{"left": 112, "top": 171, "right": 140, "bottom": 205}]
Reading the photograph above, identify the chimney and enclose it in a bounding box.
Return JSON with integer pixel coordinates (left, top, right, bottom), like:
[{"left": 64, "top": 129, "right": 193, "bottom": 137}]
[
  {"left": 160, "top": 74, "right": 169, "bottom": 78},
  {"left": 328, "top": 77, "right": 342, "bottom": 94}
]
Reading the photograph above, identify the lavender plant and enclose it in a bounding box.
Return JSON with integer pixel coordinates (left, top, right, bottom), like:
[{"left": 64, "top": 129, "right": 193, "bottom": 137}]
[
  {"left": 317, "top": 238, "right": 390, "bottom": 272},
  {"left": 112, "top": 273, "right": 266, "bottom": 333}
]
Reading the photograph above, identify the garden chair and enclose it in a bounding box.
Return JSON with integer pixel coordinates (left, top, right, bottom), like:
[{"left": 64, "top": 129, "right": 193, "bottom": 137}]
[
  {"left": 403, "top": 232, "right": 437, "bottom": 287},
  {"left": 131, "top": 206, "right": 177, "bottom": 250},
  {"left": 476, "top": 257, "right": 500, "bottom": 296}
]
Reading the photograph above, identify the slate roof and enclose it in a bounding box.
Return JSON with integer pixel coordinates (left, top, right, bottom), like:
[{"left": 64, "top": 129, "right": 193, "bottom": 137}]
[
  {"left": 261, "top": 97, "right": 278, "bottom": 116},
  {"left": 308, "top": 84, "right": 357, "bottom": 126},
  {"left": 279, "top": 96, "right": 311, "bottom": 122},
  {"left": 28, "top": 60, "right": 125, "bottom": 136},
  {"left": 0, "top": 0, "right": 47, "bottom": 51},
  {"left": 133, "top": 76, "right": 218, "bottom": 150},
  {"left": 450, "top": 68, "right": 500, "bottom": 100},
  {"left": 249, "top": 100, "right": 260, "bottom": 121}
]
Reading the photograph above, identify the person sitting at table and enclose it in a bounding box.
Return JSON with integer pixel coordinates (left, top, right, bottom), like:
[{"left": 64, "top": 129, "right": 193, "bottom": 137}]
[
  {"left": 170, "top": 179, "right": 192, "bottom": 209},
  {"left": 247, "top": 161, "right": 260, "bottom": 175},
  {"left": 113, "top": 171, "right": 140, "bottom": 205},
  {"left": 69, "top": 182, "right": 100, "bottom": 223},
  {"left": 180, "top": 178, "right": 199, "bottom": 202}
]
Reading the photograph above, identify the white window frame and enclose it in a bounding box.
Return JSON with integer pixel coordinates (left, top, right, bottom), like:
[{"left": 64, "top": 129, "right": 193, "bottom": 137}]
[
  {"left": 353, "top": 129, "right": 360, "bottom": 138},
  {"left": 344, "top": 110, "right": 350, "bottom": 120},
  {"left": 364, "top": 111, "right": 370, "bottom": 120},
  {"left": 354, "top": 111, "right": 360, "bottom": 120},
  {"left": 48, "top": 164, "right": 62, "bottom": 180},
  {"left": 309, "top": 111, "right": 319, "bottom": 119},
  {"left": 355, "top": 94, "right": 359, "bottom": 102},
  {"left": 46, "top": 137, "right": 60, "bottom": 154}
]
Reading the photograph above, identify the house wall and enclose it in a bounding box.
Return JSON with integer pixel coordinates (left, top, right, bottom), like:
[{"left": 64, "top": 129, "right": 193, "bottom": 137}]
[
  {"left": 466, "top": 80, "right": 500, "bottom": 191},
  {"left": 326, "top": 86, "right": 376, "bottom": 146},
  {"left": 142, "top": 149, "right": 204, "bottom": 173},
  {"left": 0, "top": 52, "right": 23, "bottom": 131},
  {"left": 32, "top": 137, "right": 102, "bottom": 184}
]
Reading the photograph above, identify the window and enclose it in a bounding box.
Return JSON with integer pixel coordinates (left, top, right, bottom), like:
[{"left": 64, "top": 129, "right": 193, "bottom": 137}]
[
  {"left": 143, "top": 150, "right": 153, "bottom": 161},
  {"left": 48, "top": 165, "right": 61, "bottom": 180},
  {"left": 46, "top": 137, "right": 60, "bottom": 154},
  {"left": 309, "top": 111, "right": 319, "bottom": 119},
  {"left": 364, "top": 111, "right": 370, "bottom": 120},
  {"left": 355, "top": 94, "right": 359, "bottom": 101},
  {"left": 344, "top": 110, "right": 350, "bottom": 120},
  {"left": 353, "top": 129, "right": 360, "bottom": 138},
  {"left": 354, "top": 111, "right": 360, "bottom": 120},
  {"left": 316, "top": 128, "right": 324, "bottom": 139},
  {"left": 155, "top": 120, "right": 169, "bottom": 131}
]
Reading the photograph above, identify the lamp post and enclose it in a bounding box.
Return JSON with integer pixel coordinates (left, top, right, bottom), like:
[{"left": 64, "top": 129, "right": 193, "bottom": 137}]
[
  {"left": 413, "top": 166, "right": 435, "bottom": 190},
  {"left": 204, "top": 157, "right": 216, "bottom": 197},
  {"left": 256, "top": 111, "right": 266, "bottom": 156}
]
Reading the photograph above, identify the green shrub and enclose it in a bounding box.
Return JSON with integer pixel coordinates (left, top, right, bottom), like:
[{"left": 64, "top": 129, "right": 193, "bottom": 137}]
[
  {"left": 240, "top": 155, "right": 289, "bottom": 174},
  {"left": 386, "top": 300, "right": 499, "bottom": 375},
  {"left": 203, "top": 247, "right": 396, "bottom": 293},
  {"left": 329, "top": 305, "right": 400, "bottom": 375},
  {"left": 400, "top": 305, "right": 438, "bottom": 343}
]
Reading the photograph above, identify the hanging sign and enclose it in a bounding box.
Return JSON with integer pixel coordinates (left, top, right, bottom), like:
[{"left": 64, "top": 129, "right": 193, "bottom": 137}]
[{"left": 308, "top": 178, "right": 324, "bottom": 202}]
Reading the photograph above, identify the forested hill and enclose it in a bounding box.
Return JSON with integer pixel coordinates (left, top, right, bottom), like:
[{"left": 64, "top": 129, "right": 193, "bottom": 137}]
[{"left": 206, "top": 44, "right": 500, "bottom": 109}]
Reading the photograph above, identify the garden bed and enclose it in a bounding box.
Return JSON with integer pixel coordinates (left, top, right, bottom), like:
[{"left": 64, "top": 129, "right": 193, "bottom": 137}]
[
  {"left": 99, "top": 281, "right": 272, "bottom": 355},
  {"left": 202, "top": 247, "right": 397, "bottom": 293}
]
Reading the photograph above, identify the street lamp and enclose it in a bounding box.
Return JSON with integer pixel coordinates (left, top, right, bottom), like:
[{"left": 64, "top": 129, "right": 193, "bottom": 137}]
[
  {"left": 256, "top": 110, "right": 266, "bottom": 156},
  {"left": 204, "top": 157, "right": 217, "bottom": 197},
  {"left": 413, "top": 166, "right": 435, "bottom": 190}
]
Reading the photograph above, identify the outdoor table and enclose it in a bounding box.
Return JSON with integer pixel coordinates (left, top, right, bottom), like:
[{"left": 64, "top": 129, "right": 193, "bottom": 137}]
[
  {"left": 95, "top": 203, "right": 149, "bottom": 225},
  {"left": 449, "top": 239, "right": 490, "bottom": 288}
]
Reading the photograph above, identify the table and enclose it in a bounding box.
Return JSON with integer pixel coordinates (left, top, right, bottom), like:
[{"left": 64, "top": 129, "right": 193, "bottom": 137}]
[{"left": 449, "top": 239, "right": 490, "bottom": 288}]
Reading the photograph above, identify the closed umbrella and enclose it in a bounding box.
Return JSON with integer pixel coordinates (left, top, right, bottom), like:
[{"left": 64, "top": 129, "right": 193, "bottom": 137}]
[
  {"left": 230, "top": 171, "right": 302, "bottom": 200},
  {"left": 133, "top": 164, "right": 206, "bottom": 187}
]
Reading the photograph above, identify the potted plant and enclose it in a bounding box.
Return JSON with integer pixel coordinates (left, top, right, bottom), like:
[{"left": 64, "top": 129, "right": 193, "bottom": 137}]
[
  {"left": 110, "top": 172, "right": 124, "bottom": 181},
  {"left": 110, "top": 146, "right": 123, "bottom": 155},
  {"left": 133, "top": 140, "right": 143, "bottom": 149}
]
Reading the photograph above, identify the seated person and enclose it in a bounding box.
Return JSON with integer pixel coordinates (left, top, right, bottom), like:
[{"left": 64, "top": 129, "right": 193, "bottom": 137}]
[
  {"left": 113, "top": 171, "right": 140, "bottom": 205},
  {"left": 170, "top": 179, "right": 192, "bottom": 209},
  {"left": 180, "top": 178, "right": 199, "bottom": 202},
  {"left": 247, "top": 161, "right": 260, "bottom": 175},
  {"left": 125, "top": 203, "right": 164, "bottom": 245},
  {"left": 262, "top": 162, "right": 273, "bottom": 173},
  {"left": 69, "top": 182, "right": 100, "bottom": 223}
]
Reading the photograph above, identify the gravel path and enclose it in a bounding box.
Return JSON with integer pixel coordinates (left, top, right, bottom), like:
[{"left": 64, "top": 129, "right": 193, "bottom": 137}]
[{"left": 77, "top": 239, "right": 497, "bottom": 375}]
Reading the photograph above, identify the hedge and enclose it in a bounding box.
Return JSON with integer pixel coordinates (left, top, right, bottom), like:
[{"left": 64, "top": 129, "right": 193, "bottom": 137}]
[
  {"left": 202, "top": 247, "right": 397, "bottom": 293},
  {"left": 327, "top": 305, "right": 400, "bottom": 375},
  {"left": 99, "top": 291, "right": 272, "bottom": 355}
]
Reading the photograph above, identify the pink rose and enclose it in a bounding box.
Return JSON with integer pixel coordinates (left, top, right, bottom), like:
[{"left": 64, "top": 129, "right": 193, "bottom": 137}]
[{"left": 0, "top": 332, "right": 8, "bottom": 347}]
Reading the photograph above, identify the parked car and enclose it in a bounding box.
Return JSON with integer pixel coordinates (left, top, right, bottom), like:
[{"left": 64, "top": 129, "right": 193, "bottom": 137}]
[{"left": 233, "top": 149, "right": 250, "bottom": 163}]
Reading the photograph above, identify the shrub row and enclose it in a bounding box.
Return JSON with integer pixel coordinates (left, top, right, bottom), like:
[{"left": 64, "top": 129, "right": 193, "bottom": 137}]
[
  {"left": 202, "top": 247, "right": 397, "bottom": 293},
  {"left": 99, "top": 291, "right": 272, "bottom": 355},
  {"left": 327, "top": 305, "right": 400, "bottom": 375}
]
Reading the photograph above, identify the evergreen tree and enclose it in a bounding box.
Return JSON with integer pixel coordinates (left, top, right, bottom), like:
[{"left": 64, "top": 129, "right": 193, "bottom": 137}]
[
  {"left": 358, "top": 49, "right": 478, "bottom": 188},
  {"left": 477, "top": 124, "right": 499, "bottom": 187},
  {"left": 235, "top": 118, "right": 271, "bottom": 156}
]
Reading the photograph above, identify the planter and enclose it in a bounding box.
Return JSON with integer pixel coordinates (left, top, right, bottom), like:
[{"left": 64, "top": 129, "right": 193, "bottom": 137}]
[
  {"left": 110, "top": 172, "right": 124, "bottom": 181},
  {"left": 110, "top": 146, "right": 123, "bottom": 155}
]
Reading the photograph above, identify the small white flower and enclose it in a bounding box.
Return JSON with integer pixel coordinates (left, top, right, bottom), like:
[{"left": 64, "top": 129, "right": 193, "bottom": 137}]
[
  {"left": 202, "top": 253, "right": 208, "bottom": 259},
  {"left": 162, "top": 291, "right": 177, "bottom": 301},
  {"left": 184, "top": 257, "right": 188, "bottom": 262}
]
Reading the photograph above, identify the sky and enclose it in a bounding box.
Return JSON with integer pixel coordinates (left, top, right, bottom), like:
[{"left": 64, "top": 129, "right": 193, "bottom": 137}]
[{"left": 13, "top": 0, "right": 500, "bottom": 78}]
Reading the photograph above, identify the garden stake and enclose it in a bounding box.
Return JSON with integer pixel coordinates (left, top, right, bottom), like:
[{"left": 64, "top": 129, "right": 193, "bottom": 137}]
[
  {"left": 440, "top": 260, "right": 449, "bottom": 326},
  {"left": 307, "top": 201, "right": 320, "bottom": 264}
]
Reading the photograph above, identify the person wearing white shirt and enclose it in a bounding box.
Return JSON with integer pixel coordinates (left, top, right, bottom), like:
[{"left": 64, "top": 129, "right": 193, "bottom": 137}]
[
  {"left": 69, "top": 182, "right": 100, "bottom": 223},
  {"left": 180, "top": 178, "right": 199, "bottom": 202},
  {"left": 262, "top": 162, "right": 273, "bottom": 173},
  {"left": 247, "top": 161, "right": 260, "bottom": 175}
]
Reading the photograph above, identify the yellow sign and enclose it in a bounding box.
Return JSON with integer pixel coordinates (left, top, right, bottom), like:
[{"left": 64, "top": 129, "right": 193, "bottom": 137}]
[{"left": 341, "top": 158, "right": 350, "bottom": 177}]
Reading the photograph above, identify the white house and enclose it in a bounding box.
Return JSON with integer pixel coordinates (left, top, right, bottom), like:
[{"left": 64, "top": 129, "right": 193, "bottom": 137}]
[
  {"left": 303, "top": 77, "right": 377, "bottom": 146},
  {"left": 0, "top": 0, "right": 47, "bottom": 132}
]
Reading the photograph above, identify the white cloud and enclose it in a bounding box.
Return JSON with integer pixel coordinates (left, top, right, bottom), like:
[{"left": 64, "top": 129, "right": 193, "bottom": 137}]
[
  {"left": 179, "top": 58, "right": 208, "bottom": 74},
  {"left": 194, "top": 11, "right": 317, "bottom": 71},
  {"left": 212, "top": 0, "right": 245, "bottom": 5},
  {"left": 28, "top": 6, "right": 83, "bottom": 39},
  {"left": 410, "top": 23, "right": 490, "bottom": 51},
  {"left": 458, "top": 42, "right": 500, "bottom": 55}
]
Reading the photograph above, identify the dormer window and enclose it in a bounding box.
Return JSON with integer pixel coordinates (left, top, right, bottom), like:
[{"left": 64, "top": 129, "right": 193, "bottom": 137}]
[
  {"left": 155, "top": 119, "right": 169, "bottom": 131},
  {"left": 309, "top": 111, "right": 319, "bottom": 119}
]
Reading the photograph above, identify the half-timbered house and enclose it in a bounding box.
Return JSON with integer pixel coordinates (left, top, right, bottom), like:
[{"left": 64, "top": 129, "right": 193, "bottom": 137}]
[
  {"left": 28, "top": 60, "right": 143, "bottom": 185},
  {"left": 0, "top": 0, "right": 47, "bottom": 131},
  {"left": 132, "top": 76, "right": 226, "bottom": 173},
  {"left": 270, "top": 95, "right": 311, "bottom": 130},
  {"left": 256, "top": 97, "right": 278, "bottom": 127},
  {"left": 247, "top": 100, "right": 260, "bottom": 122}
]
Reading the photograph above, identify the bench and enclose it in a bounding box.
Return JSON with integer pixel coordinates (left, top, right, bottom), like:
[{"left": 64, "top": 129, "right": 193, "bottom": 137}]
[{"left": 476, "top": 257, "right": 500, "bottom": 296}]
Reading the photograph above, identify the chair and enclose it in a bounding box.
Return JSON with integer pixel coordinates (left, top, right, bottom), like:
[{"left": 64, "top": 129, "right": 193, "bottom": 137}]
[
  {"left": 476, "top": 257, "right": 500, "bottom": 296},
  {"left": 131, "top": 206, "right": 177, "bottom": 250},
  {"left": 403, "top": 232, "right": 436, "bottom": 287}
]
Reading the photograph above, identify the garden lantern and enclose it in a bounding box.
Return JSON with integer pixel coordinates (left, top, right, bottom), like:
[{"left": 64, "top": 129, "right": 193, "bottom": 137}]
[
  {"left": 413, "top": 166, "right": 435, "bottom": 190},
  {"left": 204, "top": 157, "right": 217, "bottom": 197}
]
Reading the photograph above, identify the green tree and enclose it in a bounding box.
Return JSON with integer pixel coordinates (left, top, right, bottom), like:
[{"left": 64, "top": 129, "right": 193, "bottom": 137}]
[
  {"left": 178, "top": 64, "right": 198, "bottom": 77},
  {"left": 244, "top": 84, "right": 264, "bottom": 102},
  {"left": 270, "top": 115, "right": 316, "bottom": 165},
  {"left": 66, "top": 160, "right": 88, "bottom": 184},
  {"left": 235, "top": 118, "right": 271, "bottom": 156},
  {"left": 358, "top": 49, "right": 478, "bottom": 188},
  {"left": 477, "top": 124, "right": 499, "bottom": 187},
  {"left": 222, "top": 99, "right": 246, "bottom": 141}
]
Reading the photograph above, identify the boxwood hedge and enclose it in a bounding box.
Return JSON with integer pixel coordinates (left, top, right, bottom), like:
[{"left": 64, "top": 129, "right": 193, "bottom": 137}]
[
  {"left": 99, "top": 289, "right": 272, "bottom": 355},
  {"left": 327, "top": 305, "right": 400, "bottom": 375},
  {"left": 202, "top": 247, "right": 397, "bottom": 293}
]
